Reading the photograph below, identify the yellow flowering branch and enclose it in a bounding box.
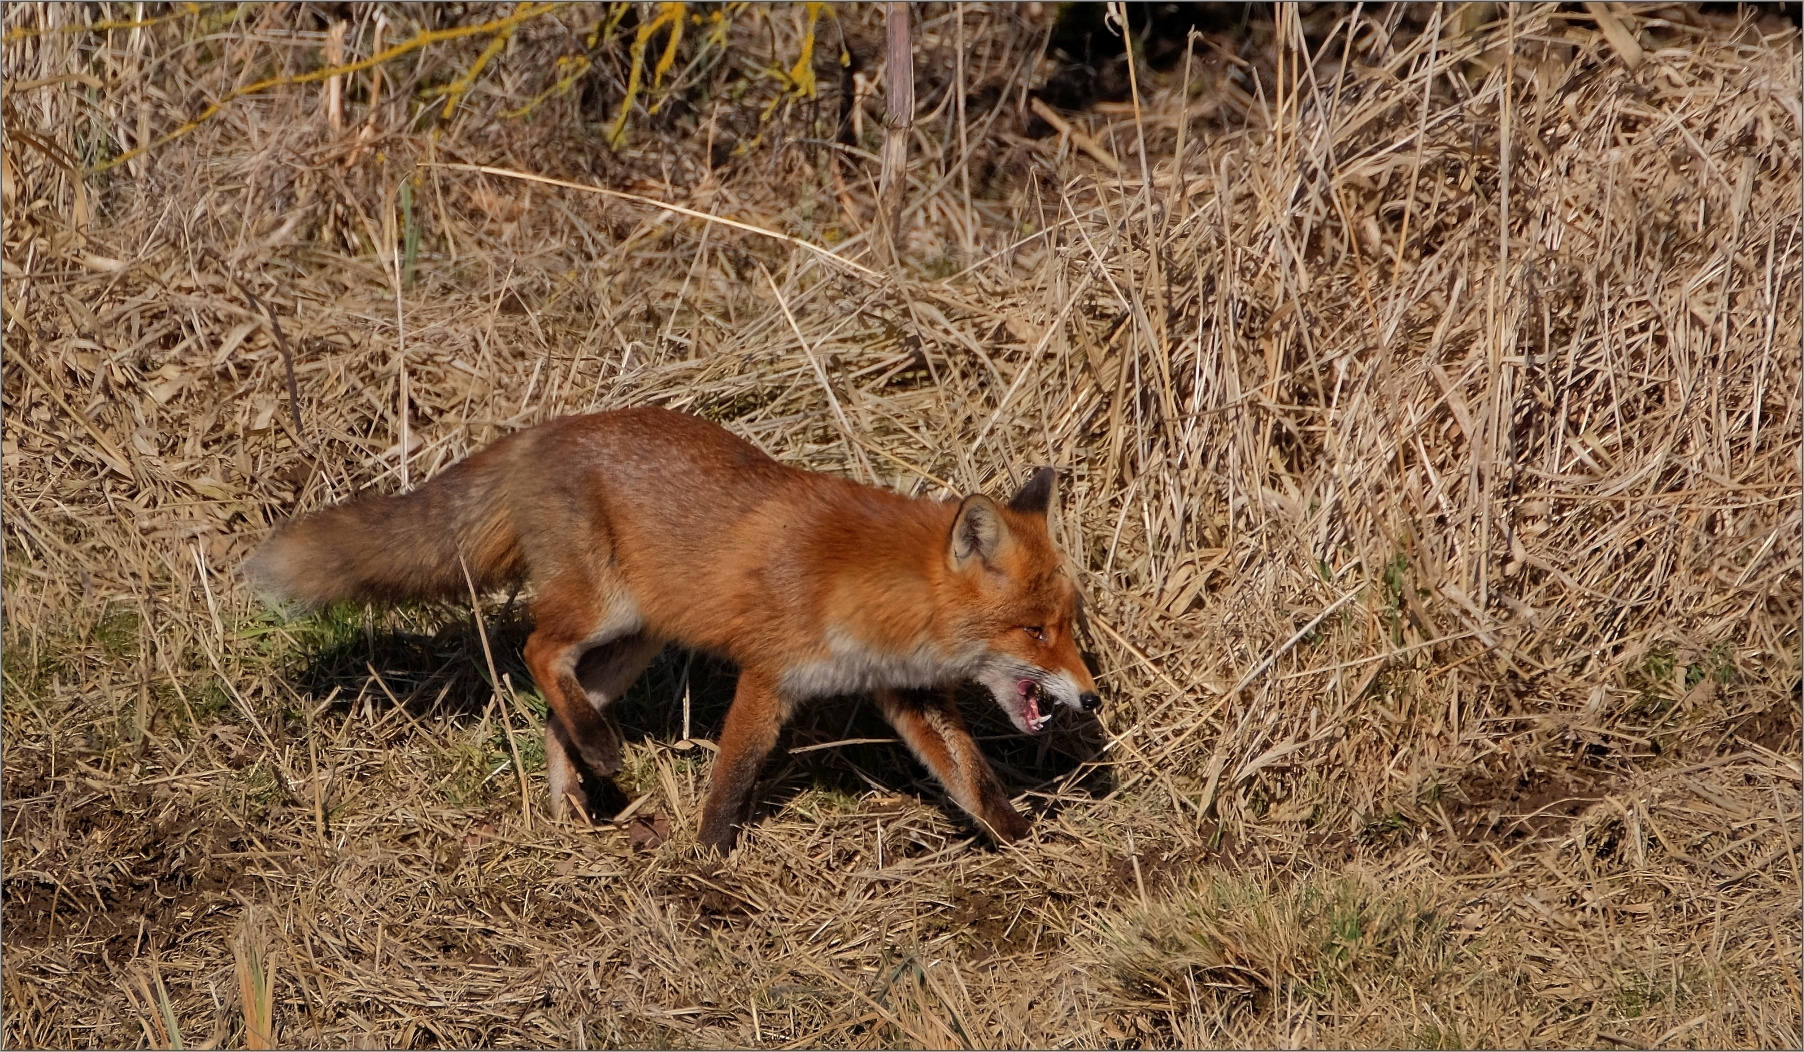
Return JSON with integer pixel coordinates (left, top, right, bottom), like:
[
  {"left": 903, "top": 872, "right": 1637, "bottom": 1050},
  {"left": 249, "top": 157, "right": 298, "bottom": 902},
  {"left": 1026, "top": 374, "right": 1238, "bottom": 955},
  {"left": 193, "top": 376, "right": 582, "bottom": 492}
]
[
  {"left": 606, "top": 2, "right": 686, "bottom": 148},
  {"left": 89, "top": 2, "right": 570, "bottom": 174}
]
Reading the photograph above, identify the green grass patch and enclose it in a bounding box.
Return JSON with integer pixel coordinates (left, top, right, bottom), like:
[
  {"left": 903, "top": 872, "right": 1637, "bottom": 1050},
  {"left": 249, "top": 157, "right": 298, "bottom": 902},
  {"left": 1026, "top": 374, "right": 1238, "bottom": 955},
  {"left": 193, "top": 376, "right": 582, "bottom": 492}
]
[{"left": 1091, "top": 873, "right": 1455, "bottom": 1011}]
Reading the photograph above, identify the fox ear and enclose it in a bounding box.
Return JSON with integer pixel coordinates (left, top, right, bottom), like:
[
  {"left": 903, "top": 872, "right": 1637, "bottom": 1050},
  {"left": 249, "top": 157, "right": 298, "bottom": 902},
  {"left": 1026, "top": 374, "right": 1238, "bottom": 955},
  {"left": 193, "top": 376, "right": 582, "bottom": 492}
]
[
  {"left": 950, "top": 494, "right": 1011, "bottom": 569},
  {"left": 1007, "top": 467, "right": 1055, "bottom": 515}
]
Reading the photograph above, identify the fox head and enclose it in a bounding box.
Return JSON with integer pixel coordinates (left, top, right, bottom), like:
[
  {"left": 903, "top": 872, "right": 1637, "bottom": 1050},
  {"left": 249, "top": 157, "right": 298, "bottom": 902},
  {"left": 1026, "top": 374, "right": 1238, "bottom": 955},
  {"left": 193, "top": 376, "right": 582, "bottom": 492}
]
[{"left": 946, "top": 468, "right": 1101, "bottom": 734}]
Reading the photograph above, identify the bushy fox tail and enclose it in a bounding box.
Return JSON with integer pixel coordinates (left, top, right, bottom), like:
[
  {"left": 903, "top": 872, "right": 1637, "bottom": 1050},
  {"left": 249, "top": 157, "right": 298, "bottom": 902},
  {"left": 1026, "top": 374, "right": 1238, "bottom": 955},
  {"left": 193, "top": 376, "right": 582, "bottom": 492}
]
[{"left": 243, "top": 439, "right": 527, "bottom": 609}]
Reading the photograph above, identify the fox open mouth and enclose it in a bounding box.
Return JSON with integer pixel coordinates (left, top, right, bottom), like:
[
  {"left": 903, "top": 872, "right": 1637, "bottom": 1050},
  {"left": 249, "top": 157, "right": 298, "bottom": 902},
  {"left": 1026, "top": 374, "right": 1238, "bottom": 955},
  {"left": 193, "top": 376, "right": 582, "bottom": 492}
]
[{"left": 1016, "top": 678, "right": 1051, "bottom": 733}]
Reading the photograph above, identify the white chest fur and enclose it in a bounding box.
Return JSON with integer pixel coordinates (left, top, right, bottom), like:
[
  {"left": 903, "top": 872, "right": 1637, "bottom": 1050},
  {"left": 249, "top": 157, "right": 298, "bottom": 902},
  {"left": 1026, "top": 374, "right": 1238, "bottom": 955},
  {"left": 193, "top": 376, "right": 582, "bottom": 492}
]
[{"left": 779, "top": 630, "right": 981, "bottom": 700}]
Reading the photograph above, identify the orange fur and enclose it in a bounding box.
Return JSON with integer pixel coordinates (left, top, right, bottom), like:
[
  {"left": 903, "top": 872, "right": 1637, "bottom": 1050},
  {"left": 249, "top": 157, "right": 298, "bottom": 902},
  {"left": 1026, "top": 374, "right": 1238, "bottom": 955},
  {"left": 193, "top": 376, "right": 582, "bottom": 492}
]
[{"left": 246, "top": 407, "right": 1100, "bottom": 851}]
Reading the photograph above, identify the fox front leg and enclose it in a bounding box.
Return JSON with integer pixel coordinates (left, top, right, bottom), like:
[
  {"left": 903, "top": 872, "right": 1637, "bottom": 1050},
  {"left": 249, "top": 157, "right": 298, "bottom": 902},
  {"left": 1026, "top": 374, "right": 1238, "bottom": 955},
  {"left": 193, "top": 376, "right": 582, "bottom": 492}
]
[
  {"left": 875, "top": 687, "right": 1031, "bottom": 843},
  {"left": 698, "top": 667, "right": 789, "bottom": 853}
]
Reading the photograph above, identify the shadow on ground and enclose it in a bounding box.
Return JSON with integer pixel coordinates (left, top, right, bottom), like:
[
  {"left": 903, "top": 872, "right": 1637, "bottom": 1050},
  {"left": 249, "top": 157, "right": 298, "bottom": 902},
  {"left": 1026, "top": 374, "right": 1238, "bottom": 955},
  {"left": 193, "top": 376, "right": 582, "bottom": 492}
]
[{"left": 281, "top": 606, "right": 1114, "bottom": 838}]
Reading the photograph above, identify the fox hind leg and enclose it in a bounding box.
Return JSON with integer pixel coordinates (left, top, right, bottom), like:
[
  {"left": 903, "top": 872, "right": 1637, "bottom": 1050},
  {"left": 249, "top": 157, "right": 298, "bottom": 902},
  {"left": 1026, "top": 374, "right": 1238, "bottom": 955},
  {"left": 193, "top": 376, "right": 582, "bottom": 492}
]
[
  {"left": 546, "top": 714, "right": 629, "bottom": 823},
  {"left": 540, "top": 632, "right": 660, "bottom": 821},
  {"left": 524, "top": 576, "right": 660, "bottom": 821}
]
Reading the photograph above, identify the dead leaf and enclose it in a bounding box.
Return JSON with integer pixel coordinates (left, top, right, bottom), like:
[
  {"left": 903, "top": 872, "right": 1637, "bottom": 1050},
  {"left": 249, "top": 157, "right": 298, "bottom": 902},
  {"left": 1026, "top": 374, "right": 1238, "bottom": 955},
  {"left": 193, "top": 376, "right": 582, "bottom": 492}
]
[
  {"left": 187, "top": 477, "right": 236, "bottom": 502},
  {"left": 628, "top": 812, "right": 671, "bottom": 852},
  {"left": 212, "top": 321, "right": 261, "bottom": 366},
  {"left": 248, "top": 395, "right": 278, "bottom": 433},
  {"left": 463, "top": 821, "right": 498, "bottom": 850},
  {"left": 145, "top": 362, "right": 197, "bottom": 405},
  {"left": 1268, "top": 798, "right": 1316, "bottom": 823}
]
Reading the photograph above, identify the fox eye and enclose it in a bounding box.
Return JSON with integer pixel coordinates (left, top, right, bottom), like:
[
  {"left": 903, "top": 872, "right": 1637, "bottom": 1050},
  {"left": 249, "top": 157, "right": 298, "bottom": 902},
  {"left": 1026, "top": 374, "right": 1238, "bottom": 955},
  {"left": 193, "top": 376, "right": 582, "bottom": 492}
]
[{"left": 1023, "top": 625, "right": 1046, "bottom": 642}]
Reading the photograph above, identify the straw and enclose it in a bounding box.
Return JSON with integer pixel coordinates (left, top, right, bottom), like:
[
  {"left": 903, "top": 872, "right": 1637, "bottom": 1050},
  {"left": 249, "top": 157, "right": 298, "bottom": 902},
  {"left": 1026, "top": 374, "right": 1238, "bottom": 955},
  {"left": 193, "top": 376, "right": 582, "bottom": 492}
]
[{"left": 4, "top": 4, "right": 1798, "bottom": 1048}]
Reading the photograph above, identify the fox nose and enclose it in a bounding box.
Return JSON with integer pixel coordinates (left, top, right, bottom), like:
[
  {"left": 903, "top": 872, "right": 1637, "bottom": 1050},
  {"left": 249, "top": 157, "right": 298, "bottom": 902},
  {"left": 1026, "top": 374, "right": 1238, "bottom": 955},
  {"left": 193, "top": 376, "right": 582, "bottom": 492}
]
[{"left": 1079, "top": 691, "right": 1102, "bottom": 712}]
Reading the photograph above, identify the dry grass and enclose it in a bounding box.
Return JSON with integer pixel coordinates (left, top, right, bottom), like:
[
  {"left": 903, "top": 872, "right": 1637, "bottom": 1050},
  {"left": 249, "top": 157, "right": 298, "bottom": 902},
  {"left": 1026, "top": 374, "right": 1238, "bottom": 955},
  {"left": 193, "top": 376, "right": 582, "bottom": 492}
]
[{"left": 4, "top": 3, "right": 1800, "bottom": 1048}]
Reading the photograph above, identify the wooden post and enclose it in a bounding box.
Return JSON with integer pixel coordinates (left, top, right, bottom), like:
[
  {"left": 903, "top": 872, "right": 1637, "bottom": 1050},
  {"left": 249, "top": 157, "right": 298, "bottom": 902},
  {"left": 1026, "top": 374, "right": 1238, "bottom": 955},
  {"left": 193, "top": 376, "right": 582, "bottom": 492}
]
[{"left": 877, "top": 2, "right": 914, "bottom": 267}]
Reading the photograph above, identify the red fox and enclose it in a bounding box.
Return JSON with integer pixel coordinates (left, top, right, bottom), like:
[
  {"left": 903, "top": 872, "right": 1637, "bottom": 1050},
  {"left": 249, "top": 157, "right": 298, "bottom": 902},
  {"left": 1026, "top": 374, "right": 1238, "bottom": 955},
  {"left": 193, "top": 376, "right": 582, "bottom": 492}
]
[{"left": 245, "top": 407, "right": 1101, "bottom": 851}]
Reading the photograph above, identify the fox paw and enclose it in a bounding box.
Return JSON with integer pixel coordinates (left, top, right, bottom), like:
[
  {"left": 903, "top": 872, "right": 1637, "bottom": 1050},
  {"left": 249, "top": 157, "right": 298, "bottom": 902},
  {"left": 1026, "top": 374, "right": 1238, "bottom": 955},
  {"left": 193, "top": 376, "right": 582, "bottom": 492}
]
[{"left": 986, "top": 807, "right": 1032, "bottom": 843}]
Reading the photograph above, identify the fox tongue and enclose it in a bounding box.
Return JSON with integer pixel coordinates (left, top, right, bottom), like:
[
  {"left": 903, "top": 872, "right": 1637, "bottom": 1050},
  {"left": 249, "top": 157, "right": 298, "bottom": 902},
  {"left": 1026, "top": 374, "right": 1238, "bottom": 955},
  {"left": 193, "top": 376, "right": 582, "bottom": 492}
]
[{"left": 1017, "top": 679, "right": 1042, "bottom": 729}]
